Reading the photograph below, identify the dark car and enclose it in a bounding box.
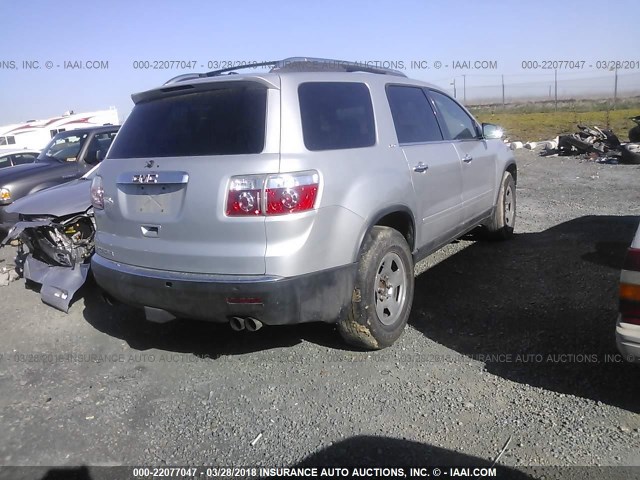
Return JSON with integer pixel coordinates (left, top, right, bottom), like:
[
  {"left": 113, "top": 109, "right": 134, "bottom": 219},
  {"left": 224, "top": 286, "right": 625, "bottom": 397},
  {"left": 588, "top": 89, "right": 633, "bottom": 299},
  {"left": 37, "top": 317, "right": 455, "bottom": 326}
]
[
  {"left": 1, "top": 165, "right": 98, "bottom": 312},
  {"left": 0, "top": 125, "right": 119, "bottom": 232},
  {"left": 0, "top": 149, "right": 41, "bottom": 170}
]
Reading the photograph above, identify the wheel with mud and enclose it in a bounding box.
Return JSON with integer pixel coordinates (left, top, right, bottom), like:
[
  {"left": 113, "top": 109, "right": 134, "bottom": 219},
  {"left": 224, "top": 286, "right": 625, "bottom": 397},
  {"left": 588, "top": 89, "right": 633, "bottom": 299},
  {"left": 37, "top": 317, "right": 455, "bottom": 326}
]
[
  {"left": 337, "top": 226, "right": 414, "bottom": 350},
  {"left": 485, "top": 171, "right": 516, "bottom": 240}
]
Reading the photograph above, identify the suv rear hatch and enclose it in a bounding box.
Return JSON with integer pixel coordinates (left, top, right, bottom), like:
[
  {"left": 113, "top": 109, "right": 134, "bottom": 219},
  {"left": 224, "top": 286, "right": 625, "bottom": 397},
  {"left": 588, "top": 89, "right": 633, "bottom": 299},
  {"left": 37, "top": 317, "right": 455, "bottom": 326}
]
[{"left": 94, "top": 78, "right": 280, "bottom": 275}]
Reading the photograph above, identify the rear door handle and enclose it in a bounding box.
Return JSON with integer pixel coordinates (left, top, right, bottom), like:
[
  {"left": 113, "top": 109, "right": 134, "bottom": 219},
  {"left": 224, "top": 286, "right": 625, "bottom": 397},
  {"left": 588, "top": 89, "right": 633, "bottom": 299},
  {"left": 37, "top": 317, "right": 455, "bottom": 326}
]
[
  {"left": 462, "top": 154, "right": 473, "bottom": 163},
  {"left": 413, "top": 162, "right": 429, "bottom": 173}
]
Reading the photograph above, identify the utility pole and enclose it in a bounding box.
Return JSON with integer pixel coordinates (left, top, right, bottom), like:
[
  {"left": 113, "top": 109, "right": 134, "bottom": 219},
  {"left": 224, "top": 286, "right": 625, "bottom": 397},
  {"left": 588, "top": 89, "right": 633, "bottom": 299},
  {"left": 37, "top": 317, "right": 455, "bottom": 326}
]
[
  {"left": 554, "top": 69, "right": 558, "bottom": 112},
  {"left": 501, "top": 74, "right": 505, "bottom": 111},
  {"left": 463, "top": 74, "right": 467, "bottom": 104},
  {"left": 613, "top": 66, "right": 618, "bottom": 111},
  {"left": 451, "top": 78, "right": 457, "bottom": 98}
]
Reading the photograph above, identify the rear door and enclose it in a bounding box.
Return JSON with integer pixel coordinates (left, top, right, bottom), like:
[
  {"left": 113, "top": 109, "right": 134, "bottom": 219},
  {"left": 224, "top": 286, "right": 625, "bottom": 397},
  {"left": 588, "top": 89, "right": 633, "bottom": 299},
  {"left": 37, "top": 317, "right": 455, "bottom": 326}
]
[
  {"left": 427, "top": 90, "right": 496, "bottom": 222},
  {"left": 386, "top": 85, "right": 463, "bottom": 250},
  {"left": 94, "top": 80, "right": 280, "bottom": 275}
]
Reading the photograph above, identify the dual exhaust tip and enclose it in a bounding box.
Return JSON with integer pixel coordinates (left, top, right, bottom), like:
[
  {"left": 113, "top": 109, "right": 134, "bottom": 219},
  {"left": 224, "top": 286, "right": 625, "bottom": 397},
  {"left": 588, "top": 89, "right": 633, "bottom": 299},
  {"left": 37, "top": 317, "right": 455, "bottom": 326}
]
[
  {"left": 229, "top": 316, "right": 263, "bottom": 332},
  {"left": 100, "top": 292, "right": 264, "bottom": 332}
]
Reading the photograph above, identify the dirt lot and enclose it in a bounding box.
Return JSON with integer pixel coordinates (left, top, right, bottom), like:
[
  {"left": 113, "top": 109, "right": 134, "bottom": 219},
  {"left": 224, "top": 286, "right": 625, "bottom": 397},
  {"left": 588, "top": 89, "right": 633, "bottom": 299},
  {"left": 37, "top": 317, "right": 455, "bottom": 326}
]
[{"left": 0, "top": 149, "right": 639, "bottom": 478}]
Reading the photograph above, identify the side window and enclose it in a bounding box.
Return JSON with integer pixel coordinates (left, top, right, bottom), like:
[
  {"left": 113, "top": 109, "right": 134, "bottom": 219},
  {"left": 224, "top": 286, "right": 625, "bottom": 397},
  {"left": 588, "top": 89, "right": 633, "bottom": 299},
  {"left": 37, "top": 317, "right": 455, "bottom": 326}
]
[
  {"left": 0, "top": 156, "right": 10, "bottom": 168},
  {"left": 7, "top": 136, "right": 16, "bottom": 145},
  {"left": 386, "top": 85, "right": 443, "bottom": 143},
  {"left": 85, "top": 132, "right": 117, "bottom": 164},
  {"left": 428, "top": 90, "right": 478, "bottom": 140},
  {"left": 298, "top": 82, "right": 375, "bottom": 151},
  {"left": 11, "top": 154, "right": 37, "bottom": 165}
]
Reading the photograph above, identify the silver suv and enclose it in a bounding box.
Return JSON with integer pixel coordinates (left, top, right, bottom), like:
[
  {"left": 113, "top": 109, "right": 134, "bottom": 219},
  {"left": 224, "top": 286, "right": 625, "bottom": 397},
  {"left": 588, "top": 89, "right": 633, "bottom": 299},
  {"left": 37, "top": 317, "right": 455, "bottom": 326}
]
[{"left": 91, "top": 57, "right": 516, "bottom": 349}]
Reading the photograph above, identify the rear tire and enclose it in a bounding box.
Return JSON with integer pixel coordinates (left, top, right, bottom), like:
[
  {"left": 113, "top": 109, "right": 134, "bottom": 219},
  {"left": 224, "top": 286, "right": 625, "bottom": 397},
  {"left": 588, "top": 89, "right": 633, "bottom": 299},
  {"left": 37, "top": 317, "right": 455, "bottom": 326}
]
[
  {"left": 620, "top": 143, "right": 640, "bottom": 165},
  {"left": 337, "top": 226, "right": 414, "bottom": 350},
  {"left": 485, "top": 171, "right": 516, "bottom": 240}
]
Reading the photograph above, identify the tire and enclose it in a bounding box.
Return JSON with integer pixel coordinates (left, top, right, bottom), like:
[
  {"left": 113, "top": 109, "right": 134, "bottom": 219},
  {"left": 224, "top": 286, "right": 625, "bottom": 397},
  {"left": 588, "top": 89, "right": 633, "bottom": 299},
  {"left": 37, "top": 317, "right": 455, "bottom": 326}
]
[
  {"left": 620, "top": 143, "right": 640, "bottom": 165},
  {"left": 485, "top": 171, "right": 516, "bottom": 240},
  {"left": 337, "top": 226, "right": 414, "bottom": 350}
]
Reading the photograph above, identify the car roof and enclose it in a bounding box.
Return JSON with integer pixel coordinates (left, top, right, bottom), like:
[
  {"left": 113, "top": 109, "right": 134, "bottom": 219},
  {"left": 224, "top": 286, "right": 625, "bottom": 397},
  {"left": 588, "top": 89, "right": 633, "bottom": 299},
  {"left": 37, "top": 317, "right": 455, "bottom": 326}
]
[
  {"left": 54, "top": 125, "right": 120, "bottom": 136},
  {"left": 134, "top": 59, "right": 443, "bottom": 104}
]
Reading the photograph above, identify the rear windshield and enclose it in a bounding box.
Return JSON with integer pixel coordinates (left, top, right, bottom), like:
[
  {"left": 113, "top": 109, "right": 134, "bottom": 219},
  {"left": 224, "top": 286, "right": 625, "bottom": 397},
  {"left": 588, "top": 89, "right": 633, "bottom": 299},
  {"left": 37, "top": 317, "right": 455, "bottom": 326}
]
[
  {"left": 108, "top": 86, "right": 267, "bottom": 158},
  {"left": 298, "top": 82, "right": 375, "bottom": 151}
]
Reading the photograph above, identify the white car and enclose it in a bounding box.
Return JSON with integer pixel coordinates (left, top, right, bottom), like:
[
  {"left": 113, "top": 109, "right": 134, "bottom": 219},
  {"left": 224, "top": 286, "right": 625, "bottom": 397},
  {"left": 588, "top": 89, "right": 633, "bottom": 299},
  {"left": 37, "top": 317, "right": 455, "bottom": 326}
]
[
  {"left": 617, "top": 223, "right": 640, "bottom": 362},
  {"left": 0, "top": 148, "right": 40, "bottom": 170}
]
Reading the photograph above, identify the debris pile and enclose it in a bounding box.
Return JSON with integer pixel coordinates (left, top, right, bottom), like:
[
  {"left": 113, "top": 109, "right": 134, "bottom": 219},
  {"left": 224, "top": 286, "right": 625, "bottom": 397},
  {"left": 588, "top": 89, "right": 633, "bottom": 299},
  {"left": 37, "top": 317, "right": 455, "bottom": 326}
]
[
  {"left": 508, "top": 120, "right": 640, "bottom": 165},
  {"left": 0, "top": 265, "right": 19, "bottom": 287}
]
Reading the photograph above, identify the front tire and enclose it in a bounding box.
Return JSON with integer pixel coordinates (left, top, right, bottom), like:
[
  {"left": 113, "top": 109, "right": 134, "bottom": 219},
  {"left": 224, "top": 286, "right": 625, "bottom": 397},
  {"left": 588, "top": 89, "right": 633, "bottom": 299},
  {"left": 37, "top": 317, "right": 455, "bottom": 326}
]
[
  {"left": 485, "top": 171, "right": 516, "bottom": 240},
  {"left": 337, "top": 226, "right": 414, "bottom": 350}
]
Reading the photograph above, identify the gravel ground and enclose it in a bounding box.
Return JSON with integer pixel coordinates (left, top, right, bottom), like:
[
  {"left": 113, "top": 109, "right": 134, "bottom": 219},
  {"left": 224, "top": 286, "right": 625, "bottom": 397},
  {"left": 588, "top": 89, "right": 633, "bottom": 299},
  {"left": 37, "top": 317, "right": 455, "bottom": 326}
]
[{"left": 0, "top": 149, "right": 639, "bottom": 477}]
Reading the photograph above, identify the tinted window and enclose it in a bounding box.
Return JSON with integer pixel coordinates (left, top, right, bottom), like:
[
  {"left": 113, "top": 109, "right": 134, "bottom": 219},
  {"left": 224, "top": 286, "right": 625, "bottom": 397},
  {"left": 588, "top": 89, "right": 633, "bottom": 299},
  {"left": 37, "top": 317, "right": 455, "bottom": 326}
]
[
  {"left": 108, "top": 86, "right": 267, "bottom": 158},
  {"left": 298, "top": 82, "right": 375, "bottom": 151},
  {"left": 428, "top": 90, "right": 478, "bottom": 140},
  {"left": 386, "top": 86, "right": 443, "bottom": 143},
  {"left": 0, "top": 156, "right": 10, "bottom": 168},
  {"left": 11, "top": 154, "right": 37, "bottom": 165},
  {"left": 7, "top": 136, "right": 15, "bottom": 145},
  {"left": 85, "top": 131, "right": 118, "bottom": 164}
]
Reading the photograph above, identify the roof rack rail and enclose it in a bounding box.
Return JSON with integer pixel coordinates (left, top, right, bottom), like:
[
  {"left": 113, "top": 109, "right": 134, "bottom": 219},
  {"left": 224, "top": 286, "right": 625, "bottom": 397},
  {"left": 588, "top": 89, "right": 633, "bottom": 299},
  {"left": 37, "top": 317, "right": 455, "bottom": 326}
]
[
  {"left": 163, "top": 57, "right": 407, "bottom": 84},
  {"left": 163, "top": 73, "right": 206, "bottom": 85},
  {"left": 270, "top": 57, "right": 407, "bottom": 77}
]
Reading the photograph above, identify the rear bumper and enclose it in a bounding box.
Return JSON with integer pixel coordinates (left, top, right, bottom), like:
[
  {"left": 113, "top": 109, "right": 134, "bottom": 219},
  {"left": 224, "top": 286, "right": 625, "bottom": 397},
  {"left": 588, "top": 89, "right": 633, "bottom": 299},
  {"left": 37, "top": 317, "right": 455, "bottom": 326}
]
[
  {"left": 91, "top": 254, "right": 357, "bottom": 325},
  {"left": 616, "top": 315, "right": 640, "bottom": 363}
]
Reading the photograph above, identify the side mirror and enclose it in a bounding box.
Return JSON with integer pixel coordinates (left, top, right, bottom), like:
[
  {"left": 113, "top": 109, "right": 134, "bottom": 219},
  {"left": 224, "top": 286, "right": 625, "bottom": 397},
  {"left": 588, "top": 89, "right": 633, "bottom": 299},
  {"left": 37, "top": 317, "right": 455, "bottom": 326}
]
[
  {"left": 96, "top": 150, "right": 104, "bottom": 162},
  {"left": 482, "top": 123, "right": 504, "bottom": 140}
]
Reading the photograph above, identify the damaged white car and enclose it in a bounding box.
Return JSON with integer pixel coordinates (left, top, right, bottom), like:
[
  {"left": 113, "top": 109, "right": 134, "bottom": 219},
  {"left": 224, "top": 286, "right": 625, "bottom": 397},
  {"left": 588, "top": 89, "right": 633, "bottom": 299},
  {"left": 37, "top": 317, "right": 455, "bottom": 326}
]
[{"left": 0, "top": 165, "right": 98, "bottom": 312}]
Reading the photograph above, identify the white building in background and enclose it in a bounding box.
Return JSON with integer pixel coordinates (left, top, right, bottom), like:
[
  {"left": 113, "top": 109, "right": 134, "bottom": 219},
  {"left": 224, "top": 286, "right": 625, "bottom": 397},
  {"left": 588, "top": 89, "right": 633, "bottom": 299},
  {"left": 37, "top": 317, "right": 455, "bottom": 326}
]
[{"left": 0, "top": 107, "right": 119, "bottom": 149}]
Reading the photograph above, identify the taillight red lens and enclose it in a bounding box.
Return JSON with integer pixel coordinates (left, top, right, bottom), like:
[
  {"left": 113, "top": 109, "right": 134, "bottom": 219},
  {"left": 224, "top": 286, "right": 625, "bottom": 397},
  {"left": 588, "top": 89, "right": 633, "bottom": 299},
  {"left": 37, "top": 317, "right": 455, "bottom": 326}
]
[
  {"left": 265, "top": 172, "right": 319, "bottom": 216},
  {"left": 226, "top": 171, "right": 319, "bottom": 217},
  {"left": 619, "top": 247, "right": 640, "bottom": 325},
  {"left": 226, "top": 176, "right": 264, "bottom": 216},
  {"left": 623, "top": 248, "right": 640, "bottom": 272}
]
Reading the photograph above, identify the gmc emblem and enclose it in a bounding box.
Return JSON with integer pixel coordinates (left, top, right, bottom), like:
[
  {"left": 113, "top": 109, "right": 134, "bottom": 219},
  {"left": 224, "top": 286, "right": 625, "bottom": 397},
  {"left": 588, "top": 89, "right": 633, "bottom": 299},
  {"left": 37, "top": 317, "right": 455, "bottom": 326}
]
[{"left": 132, "top": 173, "right": 158, "bottom": 184}]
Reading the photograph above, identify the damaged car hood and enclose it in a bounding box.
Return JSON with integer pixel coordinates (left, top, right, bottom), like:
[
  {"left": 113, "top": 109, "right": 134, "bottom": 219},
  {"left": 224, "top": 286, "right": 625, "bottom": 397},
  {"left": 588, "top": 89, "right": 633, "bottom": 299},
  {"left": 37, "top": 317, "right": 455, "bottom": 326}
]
[{"left": 5, "top": 178, "right": 91, "bottom": 217}]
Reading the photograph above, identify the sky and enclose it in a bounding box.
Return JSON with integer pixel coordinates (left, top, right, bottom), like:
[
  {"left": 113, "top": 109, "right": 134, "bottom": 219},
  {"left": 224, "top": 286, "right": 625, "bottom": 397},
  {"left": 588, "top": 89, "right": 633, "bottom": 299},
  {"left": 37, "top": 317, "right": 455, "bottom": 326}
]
[{"left": 1, "top": 0, "right": 639, "bottom": 124}]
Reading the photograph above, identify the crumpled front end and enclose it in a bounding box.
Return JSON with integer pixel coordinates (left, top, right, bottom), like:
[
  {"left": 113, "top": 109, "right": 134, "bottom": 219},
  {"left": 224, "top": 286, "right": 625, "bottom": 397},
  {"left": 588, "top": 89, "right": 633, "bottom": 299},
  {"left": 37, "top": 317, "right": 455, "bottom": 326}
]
[{"left": 1, "top": 212, "right": 95, "bottom": 312}]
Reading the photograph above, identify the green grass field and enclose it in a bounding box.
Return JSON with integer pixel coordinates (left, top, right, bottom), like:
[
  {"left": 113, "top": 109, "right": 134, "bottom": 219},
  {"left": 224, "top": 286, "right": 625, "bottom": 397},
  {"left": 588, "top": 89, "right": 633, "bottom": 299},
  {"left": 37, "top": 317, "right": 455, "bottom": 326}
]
[{"left": 469, "top": 98, "right": 640, "bottom": 142}]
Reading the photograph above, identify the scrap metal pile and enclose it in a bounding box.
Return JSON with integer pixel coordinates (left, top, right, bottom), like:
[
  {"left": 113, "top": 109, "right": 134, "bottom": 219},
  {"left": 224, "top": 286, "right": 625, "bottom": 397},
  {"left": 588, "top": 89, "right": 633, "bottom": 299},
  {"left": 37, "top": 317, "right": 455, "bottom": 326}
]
[{"left": 537, "top": 116, "right": 640, "bottom": 164}]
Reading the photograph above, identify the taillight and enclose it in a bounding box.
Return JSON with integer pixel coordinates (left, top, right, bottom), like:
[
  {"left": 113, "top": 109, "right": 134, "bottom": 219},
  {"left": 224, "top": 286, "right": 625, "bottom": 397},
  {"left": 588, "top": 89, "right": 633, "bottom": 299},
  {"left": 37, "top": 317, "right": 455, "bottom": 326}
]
[
  {"left": 266, "top": 172, "right": 319, "bottom": 215},
  {"left": 90, "top": 175, "right": 104, "bottom": 210},
  {"left": 226, "top": 175, "right": 264, "bottom": 216},
  {"left": 619, "top": 247, "right": 640, "bottom": 325},
  {"left": 623, "top": 247, "right": 640, "bottom": 271},
  {"left": 226, "top": 171, "right": 319, "bottom": 217}
]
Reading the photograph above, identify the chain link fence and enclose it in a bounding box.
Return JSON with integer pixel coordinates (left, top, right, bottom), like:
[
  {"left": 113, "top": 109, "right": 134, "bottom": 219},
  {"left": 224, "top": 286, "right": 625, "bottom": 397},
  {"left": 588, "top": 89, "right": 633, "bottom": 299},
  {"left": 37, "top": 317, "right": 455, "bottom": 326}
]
[{"left": 427, "top": 71, "right": 640, "bottom": 110}]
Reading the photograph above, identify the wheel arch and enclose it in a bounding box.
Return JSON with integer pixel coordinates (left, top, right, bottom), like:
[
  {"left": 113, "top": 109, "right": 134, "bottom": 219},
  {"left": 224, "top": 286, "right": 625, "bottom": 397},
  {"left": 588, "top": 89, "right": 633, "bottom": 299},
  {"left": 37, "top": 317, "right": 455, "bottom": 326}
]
[
  {"left": 353, "top": 206, "right": 416, "bottom": 262},
  {"left": 505, "top": 161, "right": 517, "bottom": 184}
]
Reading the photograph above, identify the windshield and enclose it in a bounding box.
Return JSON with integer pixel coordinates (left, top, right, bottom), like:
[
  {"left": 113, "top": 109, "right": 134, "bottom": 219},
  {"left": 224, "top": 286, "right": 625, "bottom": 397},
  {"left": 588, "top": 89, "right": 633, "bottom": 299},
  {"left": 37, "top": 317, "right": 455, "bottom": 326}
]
[{"left": 37, "top": 131, "right": 89, "bottom": 162}]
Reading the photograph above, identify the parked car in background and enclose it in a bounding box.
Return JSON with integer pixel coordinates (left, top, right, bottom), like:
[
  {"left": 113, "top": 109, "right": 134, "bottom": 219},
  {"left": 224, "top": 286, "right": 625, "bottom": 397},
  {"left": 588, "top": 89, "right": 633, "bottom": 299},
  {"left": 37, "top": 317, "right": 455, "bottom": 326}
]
[
  {"left": 91, "top": 57, "right": 516, "bottom": 349},
  {"left": 0, "top": 149, "right": 40, "bottom": 170},
  {"left": 617, "top": 223, "right": 640, "bottom": 363},
  {"left": 0, "top": 125, "right": 119, "bottom": 232},
  {"left": 1, "top": 165, "right": 99, "bottom": 312}
]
